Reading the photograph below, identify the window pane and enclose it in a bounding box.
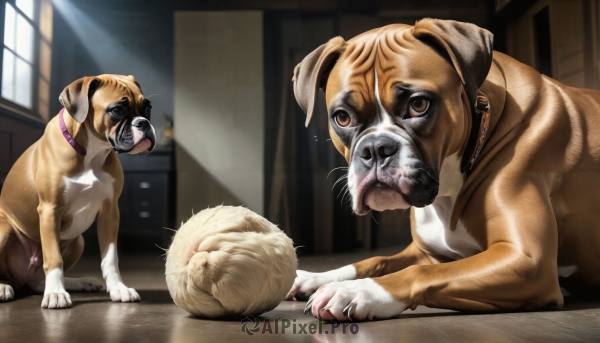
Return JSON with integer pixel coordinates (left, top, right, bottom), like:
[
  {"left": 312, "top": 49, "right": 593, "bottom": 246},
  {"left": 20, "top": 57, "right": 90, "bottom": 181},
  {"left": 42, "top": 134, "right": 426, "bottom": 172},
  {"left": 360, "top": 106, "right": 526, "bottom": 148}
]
[
  {"left": 40, "top": 40, "right": 51, "bottom": 80},
  {"left": 15, "top": 58, "right": 32, "bottom": 108},
  {"left": 40, "top": 0, "right": 53, "bottom": 42},
  {"left": 16, "top": 0, "right": 34, "bottom": 20},
  {"left": 15, "top": 14, "right": 34, "bottom": 62},
  {"left": 4, "top": 3, "right": 15, "bottom": 50},
  {"left": 38, "top": 77, "right": 50, "bottom": 120},
  {"left": 1, "top": 48, "right": 15, "bottom": 101}
]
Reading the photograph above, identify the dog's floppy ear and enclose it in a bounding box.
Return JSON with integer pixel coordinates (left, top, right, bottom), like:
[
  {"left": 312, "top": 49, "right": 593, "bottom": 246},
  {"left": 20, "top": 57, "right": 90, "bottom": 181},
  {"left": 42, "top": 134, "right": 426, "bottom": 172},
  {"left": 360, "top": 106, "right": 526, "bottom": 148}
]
[
  {"left": 293, "top": 36, "right": 345, "bottom": 127},
  {"left": 413, "top": 19, "right": 493, "bottom": 107},
  {"left": 59, "top": 76, "right": 100, "bottom": 123},
  {"left": 126, "top": 74, "right": 142, "bottom": 90}
]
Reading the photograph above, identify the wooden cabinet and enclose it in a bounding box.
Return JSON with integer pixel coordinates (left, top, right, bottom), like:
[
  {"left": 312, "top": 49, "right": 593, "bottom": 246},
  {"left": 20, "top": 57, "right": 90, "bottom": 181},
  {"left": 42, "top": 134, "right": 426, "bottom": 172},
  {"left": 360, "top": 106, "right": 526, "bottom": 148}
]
[{"left": 116, "top": 149, "right": 176, "bottom": 250}]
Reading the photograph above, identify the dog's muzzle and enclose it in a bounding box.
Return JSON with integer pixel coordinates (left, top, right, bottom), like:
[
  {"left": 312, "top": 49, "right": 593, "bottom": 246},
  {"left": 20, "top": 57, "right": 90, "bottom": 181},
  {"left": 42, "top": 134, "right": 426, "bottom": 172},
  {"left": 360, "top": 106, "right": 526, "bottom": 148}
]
[
  {"left": 110, "top": 117, "right": 156, "bottom": 154},
  {"left": 129, "top": 117, "right": 156, "bottom": 154},
  {"left": 350, "top": 133, "right": 439, "bottom": 214}
]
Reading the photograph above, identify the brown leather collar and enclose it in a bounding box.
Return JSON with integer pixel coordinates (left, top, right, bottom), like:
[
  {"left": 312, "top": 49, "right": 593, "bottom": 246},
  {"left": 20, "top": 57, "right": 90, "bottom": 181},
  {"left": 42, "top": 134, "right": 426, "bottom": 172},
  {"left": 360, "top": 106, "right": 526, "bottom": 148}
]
[{"left": 463, "top": 92, "right": 491, "bottom": 173}]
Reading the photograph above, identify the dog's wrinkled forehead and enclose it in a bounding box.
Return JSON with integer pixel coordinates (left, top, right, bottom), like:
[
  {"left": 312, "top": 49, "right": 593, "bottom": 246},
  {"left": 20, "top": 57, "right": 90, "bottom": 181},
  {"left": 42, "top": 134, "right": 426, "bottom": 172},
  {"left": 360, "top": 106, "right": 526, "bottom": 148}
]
[
  {"left": 326, "top": 25, "right": 456, "bottom": 121},
  {"left": 293, "top": 19, "right": 493, "bottom": 135},
  {"left": 322, "top": 25, "right": 462, "bottom": 162},
  {"left": 327, "top": 25, "right": 412, "bottom": 103},
  {"left": 96, "top": 74, "right": 145, "bottom": 105}
]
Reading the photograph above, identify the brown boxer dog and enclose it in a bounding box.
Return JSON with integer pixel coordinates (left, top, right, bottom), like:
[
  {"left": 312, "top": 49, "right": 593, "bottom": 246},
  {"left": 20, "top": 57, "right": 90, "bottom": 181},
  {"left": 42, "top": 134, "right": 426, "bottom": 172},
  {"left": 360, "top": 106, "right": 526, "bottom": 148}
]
[
  {"left": 0, "top": 74, "right": 155, "bottom": 308},
  {"left": 286, "top": 19, "right": 600, "bottom": 321}
]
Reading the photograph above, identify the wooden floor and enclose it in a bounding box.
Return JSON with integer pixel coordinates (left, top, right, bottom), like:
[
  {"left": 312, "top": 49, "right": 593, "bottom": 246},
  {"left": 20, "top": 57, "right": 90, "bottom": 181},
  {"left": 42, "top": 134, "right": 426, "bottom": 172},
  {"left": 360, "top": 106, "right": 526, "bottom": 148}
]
[{"left": 1, "top": 247, "right": 600, "bottom": 343}]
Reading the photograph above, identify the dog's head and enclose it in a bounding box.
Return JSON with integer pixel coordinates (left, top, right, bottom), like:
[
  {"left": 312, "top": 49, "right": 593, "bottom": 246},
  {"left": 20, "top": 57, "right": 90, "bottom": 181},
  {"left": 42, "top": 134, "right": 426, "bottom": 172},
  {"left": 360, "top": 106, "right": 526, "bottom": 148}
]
[
  {"left": 59, "top": 74, "right": 156, "bottom": 154},
  {"left": 293, "top": 19, "right": 493, "bottom": 215}
]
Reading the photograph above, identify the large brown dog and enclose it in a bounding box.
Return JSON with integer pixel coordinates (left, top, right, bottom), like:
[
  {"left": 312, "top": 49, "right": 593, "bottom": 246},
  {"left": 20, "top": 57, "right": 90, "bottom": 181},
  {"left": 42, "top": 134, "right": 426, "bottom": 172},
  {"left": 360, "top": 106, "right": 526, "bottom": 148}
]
[
  {"left": 0, "top": 74, "right": 155, "bottom": 308},
  {"left": 286, "top": 19, "right": 600, "bottom": 321}
]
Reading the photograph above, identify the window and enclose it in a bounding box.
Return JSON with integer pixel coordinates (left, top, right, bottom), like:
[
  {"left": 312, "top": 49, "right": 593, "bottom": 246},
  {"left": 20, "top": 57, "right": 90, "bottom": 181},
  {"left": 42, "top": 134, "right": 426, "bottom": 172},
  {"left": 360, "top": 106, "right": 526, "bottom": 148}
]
[{"left": 1, "top": 0, "right": 53, "bottom": 120}]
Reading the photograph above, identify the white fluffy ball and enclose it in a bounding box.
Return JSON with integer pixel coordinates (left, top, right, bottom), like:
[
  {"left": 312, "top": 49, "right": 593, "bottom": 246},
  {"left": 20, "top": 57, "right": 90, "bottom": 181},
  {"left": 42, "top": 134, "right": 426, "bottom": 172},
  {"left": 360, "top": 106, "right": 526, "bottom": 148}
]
[{"left": 165, "top": 206, "right": 297, "bottom": 318}]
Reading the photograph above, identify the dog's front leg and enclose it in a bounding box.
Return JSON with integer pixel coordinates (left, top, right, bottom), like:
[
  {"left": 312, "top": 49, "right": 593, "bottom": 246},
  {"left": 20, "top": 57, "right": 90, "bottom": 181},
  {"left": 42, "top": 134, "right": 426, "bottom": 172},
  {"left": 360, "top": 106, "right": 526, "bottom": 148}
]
[
  {"left": 309, "top": 242, "right": 562, "bottom": 321},
  {"left": 287, "top": 242, "right": 431, "bottom": 300},
  {"left": 308, "top": 176, "right": 564, "bottom": 321},
  {"left": 38, "top": 203, "right": 71, "bottom": 309},
  {"left": 97, "top": 202, "right": 140, "bottom": 303}
]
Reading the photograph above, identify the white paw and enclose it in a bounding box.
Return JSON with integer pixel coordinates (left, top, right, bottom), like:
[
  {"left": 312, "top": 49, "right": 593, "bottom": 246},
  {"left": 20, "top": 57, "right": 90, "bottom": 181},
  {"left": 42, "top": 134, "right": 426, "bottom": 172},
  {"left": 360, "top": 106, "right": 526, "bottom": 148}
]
[
  {"left": 286, "top": 266, "right": 356, "bottom": 300},
  {"left": 305, "top": 279, "right": 407, "bottom": 321},
  {"left": 286, "top": 270, "right": 329, "bottom": 300},
  {"left": 0, "top": 284, "right": 14, "bottom": 302},
  {"left": 64, "top": 277, "right": 104, "bottom": 292},
  {"left": 41, "top": 292, "right": 72, "bottom": 309},
  {"left": 109, "top": 284, "right": 141, "bottom": 303}
]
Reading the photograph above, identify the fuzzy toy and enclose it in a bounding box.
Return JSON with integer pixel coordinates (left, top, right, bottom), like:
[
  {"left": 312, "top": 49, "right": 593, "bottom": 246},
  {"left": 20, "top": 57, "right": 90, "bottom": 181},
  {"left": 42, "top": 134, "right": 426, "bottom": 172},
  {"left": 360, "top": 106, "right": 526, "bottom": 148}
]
[{"left": 165, "top": 206, "right": 297, "bottom": 318}]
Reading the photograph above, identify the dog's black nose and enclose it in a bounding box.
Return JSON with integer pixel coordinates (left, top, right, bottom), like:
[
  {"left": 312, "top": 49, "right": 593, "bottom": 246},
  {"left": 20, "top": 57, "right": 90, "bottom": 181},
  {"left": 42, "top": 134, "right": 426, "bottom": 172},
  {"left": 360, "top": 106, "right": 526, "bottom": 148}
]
[
  {"left": 133, "top": 119, "right": 150, "bottom": 130},
  {"left": 357, "top": 136, "right": 398, "bottom": 166},
  {"left": 375, "top": 137, "right": 398, "bottom": 159}
]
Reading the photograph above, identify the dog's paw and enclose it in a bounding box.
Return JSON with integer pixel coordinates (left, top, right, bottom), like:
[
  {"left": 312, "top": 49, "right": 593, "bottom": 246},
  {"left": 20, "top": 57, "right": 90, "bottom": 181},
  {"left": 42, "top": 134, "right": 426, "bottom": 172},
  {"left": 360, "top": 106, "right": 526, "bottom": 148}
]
[
  {"left": 286, "top": 266, "right": 356, "bottom": 301},
  {"left": 109, "top": 284, "right": 141, "bottom": 303},
  {"left": 0, "top": 284, "right": 14, "bottom": 302},
  {"left": 305, "top": 279, "right": 407, "bottom": 321},
  {"left": 286, "top": 270, "right": 327, "bottom": 300},
  {"left": 64, "top": 277, "right": 104, "bottom": 292},
  {"left": 41, "top": 291, "right": 72, "bottom": 309}
]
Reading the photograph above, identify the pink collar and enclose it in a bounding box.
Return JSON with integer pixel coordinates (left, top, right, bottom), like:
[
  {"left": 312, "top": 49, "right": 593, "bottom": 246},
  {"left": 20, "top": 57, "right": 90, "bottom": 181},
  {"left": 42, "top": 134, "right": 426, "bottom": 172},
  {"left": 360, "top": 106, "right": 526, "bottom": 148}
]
[{"left": 59, "top": 108, "right": 87, "bottom": 156}]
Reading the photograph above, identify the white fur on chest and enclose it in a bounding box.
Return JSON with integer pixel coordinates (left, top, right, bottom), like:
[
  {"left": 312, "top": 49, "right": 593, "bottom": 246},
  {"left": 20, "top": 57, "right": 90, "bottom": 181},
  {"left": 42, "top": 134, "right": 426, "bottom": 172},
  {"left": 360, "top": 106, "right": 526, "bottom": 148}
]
[
  {"left": 61, "top": 132, "right": 114, "bottom": 240},
  {"left": 413, "top": 154, "right": 482, "bottom": 261}
]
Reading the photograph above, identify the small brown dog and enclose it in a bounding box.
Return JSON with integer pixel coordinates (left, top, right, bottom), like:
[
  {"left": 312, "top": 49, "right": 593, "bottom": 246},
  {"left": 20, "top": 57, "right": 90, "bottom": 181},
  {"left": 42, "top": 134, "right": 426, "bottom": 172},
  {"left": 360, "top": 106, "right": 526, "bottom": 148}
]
[{"left": 0, "top": 74, "right": 155, "bottom": 308}]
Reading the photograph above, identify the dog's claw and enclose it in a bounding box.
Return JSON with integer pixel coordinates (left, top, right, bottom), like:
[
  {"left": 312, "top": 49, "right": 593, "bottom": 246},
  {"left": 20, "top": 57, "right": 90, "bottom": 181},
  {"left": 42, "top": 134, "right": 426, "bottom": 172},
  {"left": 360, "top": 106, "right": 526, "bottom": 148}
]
[
  {"left": 304, "top": 297, "right": 314, "bottom": 315},
  {"left": 343, "top": 303, "right": 354, "bottom": 321},
  {"left": 304, "top": 294, "right": 315, "bottom": 314}
]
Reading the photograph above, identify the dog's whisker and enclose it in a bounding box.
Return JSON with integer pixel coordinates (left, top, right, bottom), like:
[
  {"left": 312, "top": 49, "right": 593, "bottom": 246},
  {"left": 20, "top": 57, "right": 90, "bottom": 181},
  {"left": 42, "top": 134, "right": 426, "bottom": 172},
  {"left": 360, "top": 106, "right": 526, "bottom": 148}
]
[
  {"left": 370, "top": 211, "right": 379, "bottom": 225},
  {"left": 341, "top": 187, "right": 351, "bottom": 206},
  {"left": 336, "top": 184, "right": 347, "bottom": 199},
  {"left": 327, "top": 166, "right": 349, "bottom": 179},
  {"left": 417, "top": 168, "right": 439, "bottom": 185},
  {"left": 337, "top": 184, "right": 350, "bottom": 200},
  {"left": 332, "top": 175, "right": 348, "bottom": 190}
]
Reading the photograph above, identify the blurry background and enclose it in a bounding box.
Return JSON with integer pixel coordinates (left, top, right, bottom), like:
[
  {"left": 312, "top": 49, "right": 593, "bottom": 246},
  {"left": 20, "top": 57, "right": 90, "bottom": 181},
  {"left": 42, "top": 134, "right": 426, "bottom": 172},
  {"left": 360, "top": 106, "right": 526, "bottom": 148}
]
[{"left": 0, "top": 0, "right": 598, "bottom": 257}]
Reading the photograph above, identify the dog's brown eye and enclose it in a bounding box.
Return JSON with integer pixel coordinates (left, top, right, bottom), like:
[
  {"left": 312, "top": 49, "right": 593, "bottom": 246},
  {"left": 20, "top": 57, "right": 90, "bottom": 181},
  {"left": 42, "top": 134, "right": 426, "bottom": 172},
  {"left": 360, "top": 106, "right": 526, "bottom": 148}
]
[
  {"left": 111, "top": 106, "right": 124, "bottom": 117},
  {"left": 409, "top": 98, "right": 430, "bottom": 116},
  {"left": 335, "top": 111, "right": 351, "bottom": 127}
]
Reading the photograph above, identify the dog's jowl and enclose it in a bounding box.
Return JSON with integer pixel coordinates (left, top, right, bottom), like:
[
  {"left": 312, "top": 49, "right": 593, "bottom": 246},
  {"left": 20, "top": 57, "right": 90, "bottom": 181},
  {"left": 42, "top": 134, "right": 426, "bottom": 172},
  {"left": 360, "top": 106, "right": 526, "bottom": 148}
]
[
  {"left": 287, "top": 19, "right": 600, "bottom": 321},
  {"left": 0, "top": 74, "right": 155, "bottom": 309}
]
